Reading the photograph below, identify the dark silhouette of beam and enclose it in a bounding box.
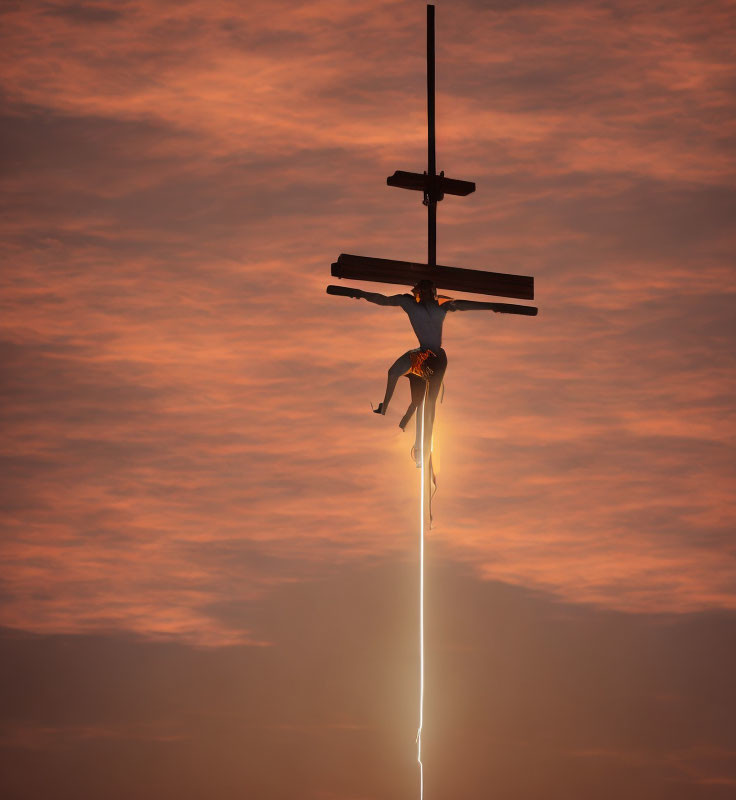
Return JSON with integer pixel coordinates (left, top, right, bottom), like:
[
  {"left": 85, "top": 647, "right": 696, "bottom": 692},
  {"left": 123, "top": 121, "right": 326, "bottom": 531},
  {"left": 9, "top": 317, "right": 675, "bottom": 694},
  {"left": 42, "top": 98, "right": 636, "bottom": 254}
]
[
  {"left": 427, "top": 3, "right": 436, "bottom": 267},
  {"left": 327, "top": 284, "right": 537, "bottom": 315},
  {"left": 387, "top": 170, "right": 475, "bottom": 198},
  {"left": 331, "top": 253, "right": 534, "bottom": 301}
]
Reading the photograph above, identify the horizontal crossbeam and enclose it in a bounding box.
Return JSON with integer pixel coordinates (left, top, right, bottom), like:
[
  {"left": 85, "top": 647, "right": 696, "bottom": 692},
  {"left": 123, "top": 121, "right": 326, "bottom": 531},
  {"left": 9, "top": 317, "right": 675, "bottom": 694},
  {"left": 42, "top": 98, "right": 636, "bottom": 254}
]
[
  {"left": 387, "top": 170, "right": 475, "bottom": 198},
  {"left": 331, "top": 253, "right": 534, "bottom": 300},
  {"left": 327, "top": 284, "right": 537, "bottom": 315}
]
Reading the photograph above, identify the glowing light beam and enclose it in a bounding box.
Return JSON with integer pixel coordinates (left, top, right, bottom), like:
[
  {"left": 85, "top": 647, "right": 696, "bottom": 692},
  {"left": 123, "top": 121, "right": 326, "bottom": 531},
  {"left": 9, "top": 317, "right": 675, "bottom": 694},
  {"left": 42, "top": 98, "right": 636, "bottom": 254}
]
[{"left": 417, "top": 392, "right": 426, "bottom": 800}]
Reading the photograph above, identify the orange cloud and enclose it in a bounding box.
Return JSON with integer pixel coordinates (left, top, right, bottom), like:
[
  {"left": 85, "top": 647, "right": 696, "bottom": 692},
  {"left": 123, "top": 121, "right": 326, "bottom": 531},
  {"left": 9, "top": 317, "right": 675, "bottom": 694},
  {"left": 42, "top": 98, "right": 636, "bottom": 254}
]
[{"left": 0, "top": 0, "right": 734, "bottom": 648}]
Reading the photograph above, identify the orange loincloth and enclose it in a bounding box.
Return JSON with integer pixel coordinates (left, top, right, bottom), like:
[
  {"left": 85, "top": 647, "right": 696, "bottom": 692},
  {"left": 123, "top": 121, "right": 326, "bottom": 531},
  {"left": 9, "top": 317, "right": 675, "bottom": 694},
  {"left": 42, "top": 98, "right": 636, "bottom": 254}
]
[{"left": 409, "top": 349, "right": 436, "bottom": 379}]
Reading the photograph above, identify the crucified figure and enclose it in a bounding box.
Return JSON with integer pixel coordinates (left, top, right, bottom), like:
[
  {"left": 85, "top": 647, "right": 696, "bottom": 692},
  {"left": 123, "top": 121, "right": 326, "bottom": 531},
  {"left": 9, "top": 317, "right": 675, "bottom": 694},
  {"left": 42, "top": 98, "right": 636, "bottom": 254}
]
[{"left": 329, "top": 278, "right": 504, "bottom": 465}]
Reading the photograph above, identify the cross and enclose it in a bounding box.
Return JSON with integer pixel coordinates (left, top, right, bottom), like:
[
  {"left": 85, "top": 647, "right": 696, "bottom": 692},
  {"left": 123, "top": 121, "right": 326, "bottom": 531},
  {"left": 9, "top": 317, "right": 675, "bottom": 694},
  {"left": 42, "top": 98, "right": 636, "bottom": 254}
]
[
  {"left": 326, "top": 4, "right": 537, "bottom": 315},
  {"left": 325, "top": 12, "right": 536, "bottom": 791}
]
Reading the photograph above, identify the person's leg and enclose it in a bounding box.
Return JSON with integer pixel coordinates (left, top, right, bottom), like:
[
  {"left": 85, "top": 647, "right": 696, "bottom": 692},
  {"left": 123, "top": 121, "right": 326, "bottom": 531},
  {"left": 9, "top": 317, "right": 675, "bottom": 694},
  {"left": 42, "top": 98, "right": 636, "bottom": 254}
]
[
  {"left": 421, "top": 350, "right": 447, "bottom": 458},
  {"left": 399, "top": 374, "right": 426, "bottom": 430},
  {"left": 374, "top": 351, "right": 413, "bottom": 414},
  {"left": 411, "top": 379, "right": 428, "bottom": 466},
  {"left": 407, "top": 375, "right": 427, "bottom": 467}
]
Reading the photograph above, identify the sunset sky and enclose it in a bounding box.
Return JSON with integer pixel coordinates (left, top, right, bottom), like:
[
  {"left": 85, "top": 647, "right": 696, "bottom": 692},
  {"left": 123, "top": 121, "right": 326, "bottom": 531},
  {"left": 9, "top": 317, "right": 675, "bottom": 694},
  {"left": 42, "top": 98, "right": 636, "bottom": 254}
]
[{"left": 1, "top": 0, "right": 735, "bottom": 797}]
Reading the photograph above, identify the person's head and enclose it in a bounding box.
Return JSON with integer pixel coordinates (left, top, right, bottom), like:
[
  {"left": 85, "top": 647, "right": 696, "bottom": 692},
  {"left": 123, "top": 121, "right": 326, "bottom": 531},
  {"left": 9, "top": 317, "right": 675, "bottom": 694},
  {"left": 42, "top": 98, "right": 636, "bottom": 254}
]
[{"left": 412, "top": 279, "right": 437, "bottom": 303}]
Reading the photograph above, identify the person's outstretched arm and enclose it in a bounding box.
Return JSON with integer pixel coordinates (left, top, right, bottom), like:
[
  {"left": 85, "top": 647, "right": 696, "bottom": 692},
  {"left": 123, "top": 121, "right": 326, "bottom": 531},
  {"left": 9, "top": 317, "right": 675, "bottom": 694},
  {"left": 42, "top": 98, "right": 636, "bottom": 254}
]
[
  {"left": 326, "top": 285, "right": 407, "bottom": 306},
  {"left": 444, "top": 299, "right": 538, "bottom": 316}
]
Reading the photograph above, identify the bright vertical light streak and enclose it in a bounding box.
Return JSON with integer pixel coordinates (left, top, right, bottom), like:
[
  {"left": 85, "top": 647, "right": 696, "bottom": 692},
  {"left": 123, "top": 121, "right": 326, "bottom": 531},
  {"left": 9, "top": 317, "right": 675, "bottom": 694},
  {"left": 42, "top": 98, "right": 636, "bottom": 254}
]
[{"left": 417, "top": 394, "right": 426, "bottom": 799}]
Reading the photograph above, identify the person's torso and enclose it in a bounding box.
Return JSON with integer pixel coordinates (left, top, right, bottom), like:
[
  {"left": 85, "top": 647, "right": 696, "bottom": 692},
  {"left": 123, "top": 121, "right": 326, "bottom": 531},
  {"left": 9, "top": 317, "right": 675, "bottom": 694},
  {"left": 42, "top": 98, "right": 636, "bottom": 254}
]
[{"left": 403, "top": 300, "right": 446, "bottom": 351}]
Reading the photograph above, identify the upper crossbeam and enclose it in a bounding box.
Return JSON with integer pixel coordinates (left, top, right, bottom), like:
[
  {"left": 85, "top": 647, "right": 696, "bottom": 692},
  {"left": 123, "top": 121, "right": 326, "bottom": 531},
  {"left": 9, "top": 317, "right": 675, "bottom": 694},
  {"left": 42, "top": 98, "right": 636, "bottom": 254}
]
[{"left": 387, "top": 170, "right": 475, "bottom": 200}]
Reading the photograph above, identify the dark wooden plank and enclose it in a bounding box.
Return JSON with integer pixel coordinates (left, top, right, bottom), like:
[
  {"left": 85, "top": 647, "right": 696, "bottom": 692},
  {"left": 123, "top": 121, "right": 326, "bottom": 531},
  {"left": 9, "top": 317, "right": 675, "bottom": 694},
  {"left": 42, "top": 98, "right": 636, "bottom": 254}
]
[
  {"left": 427, "top": 4, "right": 436, "bottom": 268},
  {"left": 331, "top": 253, "right": 534, "bottom": 300},
  {"left": 387, "top": 170, "right": 426, "bottom": 191},
  {"left": 327, "top": 284, "right": 537, "bottom": 315},
  {"left": 387, "top": 170, "right": 476, "bottom": 197},
  {"left": 440, "top": 175, "right": 475, "bottom": 196},
  {"left": 480, "top": 302, "right": 538, "bottom": 316}
]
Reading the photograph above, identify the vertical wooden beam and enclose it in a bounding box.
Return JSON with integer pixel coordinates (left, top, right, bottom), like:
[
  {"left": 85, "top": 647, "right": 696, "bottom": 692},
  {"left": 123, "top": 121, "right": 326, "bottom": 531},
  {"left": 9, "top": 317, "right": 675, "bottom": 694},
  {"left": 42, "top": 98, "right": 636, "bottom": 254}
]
[{"left": 427, "top": 4, "right": 437, "bottom": 268}]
